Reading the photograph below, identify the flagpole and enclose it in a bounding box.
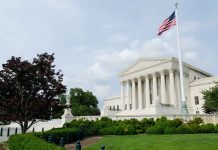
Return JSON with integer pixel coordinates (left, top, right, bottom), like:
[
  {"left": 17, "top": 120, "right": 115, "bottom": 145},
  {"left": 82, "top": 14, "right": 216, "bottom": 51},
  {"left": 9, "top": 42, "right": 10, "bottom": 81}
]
[{"left": 175, "top": 3, "right": 188, "bottom": 114}]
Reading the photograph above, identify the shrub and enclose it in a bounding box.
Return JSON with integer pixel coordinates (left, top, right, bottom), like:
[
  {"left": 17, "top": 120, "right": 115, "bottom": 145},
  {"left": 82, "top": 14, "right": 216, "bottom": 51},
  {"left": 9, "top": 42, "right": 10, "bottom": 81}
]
[
  {"left": 188, "top": 124, "right": 200, "bottom": 133},
  {"left": 155, "top": 116, "right": 168, "bottom": 129},
  {"left": 100, "top": 117, "right": 112, "bottom": 122},
  {"left": 176, "top": 125, "right": 194, "bottom": 134},
  {"left": 198, "top": 123, "right": 215, "bottom": 133},
  {"left": 187, "top": 117, "right": 203, "bottom": 126},
  {"left": 8, "top": 134, "right": 64, "bottom": 150},
  {"left": 215, "top": 124, "right": 218, "bottom": 133},
  {"left": 114, "top": 125, "right": 136, "bottom": 135},
  {"left": 146, "top": 126, "right": 163, "bottom": 134},
  {"left": 123, "top": 125, "right": 136, "bottom": 135},
  {"left": 98, "top": 126, "right": 115, "bottom": 135},
  {"left": 168, "top": 118, "right": 183, "bottom": 128},
  {"left": 94, "top": 119, "right": 114, "bottom": 130},
  {"left": 35, "top": 128, "right": 80, "bottom": 144},
  {"left": 63, "top": 119, "right": 94, "bottom": 130},
  {"left": 163, "top": 127, "right": 177, "bottom": 134},
  {"left": 83, "top": 126, "right": 98, "bottom": 137}
]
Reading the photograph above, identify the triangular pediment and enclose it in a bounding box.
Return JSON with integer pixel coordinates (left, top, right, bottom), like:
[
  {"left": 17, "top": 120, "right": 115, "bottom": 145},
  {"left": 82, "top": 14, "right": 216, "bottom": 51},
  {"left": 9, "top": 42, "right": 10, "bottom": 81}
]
[{"left": 120, "top": 57, "right": 171, "bottom": 76}]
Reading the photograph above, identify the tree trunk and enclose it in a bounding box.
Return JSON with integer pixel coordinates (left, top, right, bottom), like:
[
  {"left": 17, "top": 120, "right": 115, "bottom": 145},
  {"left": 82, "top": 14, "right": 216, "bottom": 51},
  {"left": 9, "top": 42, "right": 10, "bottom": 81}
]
[{"left": 20, "top": 121, "right": 28, "bottom": 133}]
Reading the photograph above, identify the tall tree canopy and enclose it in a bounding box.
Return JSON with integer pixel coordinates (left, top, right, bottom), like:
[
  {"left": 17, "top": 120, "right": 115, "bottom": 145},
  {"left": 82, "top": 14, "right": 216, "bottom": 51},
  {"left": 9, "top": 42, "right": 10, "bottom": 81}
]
[
  {"left": 0, "top": 53, "right": 66, "bottom": 133},
  {"left": 202, "top": 83, "right": 218, "bottom": 113},
  {"left": 70, "top": 88, "right": 100, "bottom": 116}
]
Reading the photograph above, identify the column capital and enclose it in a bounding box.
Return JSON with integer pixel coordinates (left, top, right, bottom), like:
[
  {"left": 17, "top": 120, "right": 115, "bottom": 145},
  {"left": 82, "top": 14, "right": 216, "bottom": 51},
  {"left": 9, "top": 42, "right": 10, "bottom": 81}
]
[
  {"left": 160, "top": 70, "right": 165, "bottom": 75},
  {"left": 169, "top": 69, "right": 174, "bottom": 73},
  {"left": 131, "top": 78, "right": 136, "bottom": 82},
  {"left": 120, "top": 81, "right": 125, "bottom": 84},
  {"left": 153, "top": 73, "right": 157, "bottom": 77},
  {"left": 137, "top": 77, "right": 142, "bottom": 81},
  {"left": 125, "top": 80, "right": 131, "bottom": 84}
]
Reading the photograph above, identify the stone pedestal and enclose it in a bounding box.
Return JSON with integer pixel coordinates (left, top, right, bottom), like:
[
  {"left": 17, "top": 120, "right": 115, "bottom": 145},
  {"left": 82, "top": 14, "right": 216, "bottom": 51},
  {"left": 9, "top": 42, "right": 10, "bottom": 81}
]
[{"left": 61, "top": 94, "right": 74, "bottom": 124}]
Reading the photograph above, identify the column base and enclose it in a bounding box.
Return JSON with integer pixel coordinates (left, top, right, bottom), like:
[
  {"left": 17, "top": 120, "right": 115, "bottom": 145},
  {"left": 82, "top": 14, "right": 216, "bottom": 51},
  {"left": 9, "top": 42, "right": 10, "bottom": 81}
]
[
  {"left": 181, "top": 101, "right": 188, "bottom": 114},
  {"left": 62, "top": 114, "right": 74, "bottom": 124}
]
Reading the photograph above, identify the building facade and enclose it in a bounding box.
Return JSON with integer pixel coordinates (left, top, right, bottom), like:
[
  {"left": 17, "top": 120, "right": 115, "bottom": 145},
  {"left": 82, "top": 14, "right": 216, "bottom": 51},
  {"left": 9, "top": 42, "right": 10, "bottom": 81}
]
[{"left": 101, "top": 57, "right": 218, "bottom": 117}]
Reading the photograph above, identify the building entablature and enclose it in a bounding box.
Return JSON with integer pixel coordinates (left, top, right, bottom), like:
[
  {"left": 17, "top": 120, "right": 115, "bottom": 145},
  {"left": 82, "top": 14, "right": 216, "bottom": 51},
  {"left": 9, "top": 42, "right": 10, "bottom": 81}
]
[{"left": 120, "top": 59, "right": 189, "bottom": 82}]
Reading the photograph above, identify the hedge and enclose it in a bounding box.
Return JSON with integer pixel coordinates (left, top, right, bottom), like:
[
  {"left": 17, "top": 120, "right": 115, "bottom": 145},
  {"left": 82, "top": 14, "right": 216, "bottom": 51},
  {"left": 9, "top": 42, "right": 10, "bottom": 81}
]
[
  {"left": 8, "top": 134, "right": 64, "bottom": 150},
  {"left": 63, "top": 117, "right": 218, "bottom": 135},
  {"left": 35, "top": 127, "right": 80, "bottom": 144}
]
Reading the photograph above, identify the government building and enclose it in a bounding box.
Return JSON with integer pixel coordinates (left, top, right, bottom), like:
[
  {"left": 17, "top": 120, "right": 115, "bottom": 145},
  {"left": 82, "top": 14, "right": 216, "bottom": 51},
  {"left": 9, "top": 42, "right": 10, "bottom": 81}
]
[{"left": 101, "top": 57, "right": 218, "bottom": 117}]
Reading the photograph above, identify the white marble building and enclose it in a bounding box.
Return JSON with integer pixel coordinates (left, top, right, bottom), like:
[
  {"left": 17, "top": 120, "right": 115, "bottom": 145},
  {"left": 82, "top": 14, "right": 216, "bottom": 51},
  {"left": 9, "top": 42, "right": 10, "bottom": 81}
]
[{"left": 101, "top": 57, "right": 218, "bottom": 117}]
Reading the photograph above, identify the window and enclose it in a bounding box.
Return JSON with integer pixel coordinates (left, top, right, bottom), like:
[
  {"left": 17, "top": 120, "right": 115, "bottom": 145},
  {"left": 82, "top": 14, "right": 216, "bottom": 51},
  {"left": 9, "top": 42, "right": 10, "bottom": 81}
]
[
  {"left": 195, "top": 96, "right": 199, "bottom": 105},
  {"left": 130, "top": 104, "right": 132, "bottom": 109},
  {"left": 196, "top": 111, "right": 199, "bottom": 114},
  {"left": 109, "top": 106, "right": 111, "bottom": 110},
  {"left": 125, "top": 104, "right": 127, "bottom": 110},
  {"left": 117, "top": 105, "right": 119, "bottom": 110},
  {"left": 194, "top": 76, "right": 196, "bottom": 80},
  {"left": 113, "top": 106, "right": 115, "bottom": 110}
]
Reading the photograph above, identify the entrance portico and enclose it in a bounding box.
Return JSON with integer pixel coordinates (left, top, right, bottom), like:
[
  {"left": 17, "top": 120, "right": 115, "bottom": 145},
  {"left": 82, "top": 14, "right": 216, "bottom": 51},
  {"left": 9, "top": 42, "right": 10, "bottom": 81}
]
[
  {"left": 102, "top": 57, "right": 213, "bottom": 116},
  {"left": 119, "top": 57, "right": 188, "bottom": 115}
]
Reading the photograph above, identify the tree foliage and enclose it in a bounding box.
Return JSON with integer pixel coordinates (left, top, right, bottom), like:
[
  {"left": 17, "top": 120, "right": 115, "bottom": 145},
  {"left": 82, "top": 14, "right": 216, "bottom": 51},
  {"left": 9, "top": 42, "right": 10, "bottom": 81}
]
[
  {"left": 51, "top": 94, "right": 66, "bottom": 119},
  {"left": 69, "top": 88, "right": 100, "bottom": 116},
  {"left": 0, "top": 53, "right": 66, "bottom": 133},
  {"left": 202, "top": 83, "right": 218, "bottom": 113}
]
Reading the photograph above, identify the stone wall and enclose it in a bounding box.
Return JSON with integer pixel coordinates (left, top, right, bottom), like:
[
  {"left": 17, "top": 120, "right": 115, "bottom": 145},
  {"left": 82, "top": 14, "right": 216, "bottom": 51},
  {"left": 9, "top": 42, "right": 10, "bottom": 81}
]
[{"left": 71, "top": 114, "right": 218, "bottom": 124}]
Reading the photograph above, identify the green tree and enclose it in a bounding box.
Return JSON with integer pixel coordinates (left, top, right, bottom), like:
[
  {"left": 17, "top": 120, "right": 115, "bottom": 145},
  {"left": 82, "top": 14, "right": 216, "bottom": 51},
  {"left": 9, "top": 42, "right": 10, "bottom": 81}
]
[
  {"left": 0, "top": 53, "right": 66, "bottom": 133},
  {"left": 69, "top": 88, "right": 100, "bottom": 116},
  {"left": 202, "top": 83, "right": 218, "bottom": 113}
]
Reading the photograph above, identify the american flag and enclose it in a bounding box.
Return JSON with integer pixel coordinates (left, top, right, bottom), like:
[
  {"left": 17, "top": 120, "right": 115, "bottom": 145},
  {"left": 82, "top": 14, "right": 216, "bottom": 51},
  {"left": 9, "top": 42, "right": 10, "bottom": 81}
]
[{"left": 157, "top": 11, "right": 176, "bottom": 36}]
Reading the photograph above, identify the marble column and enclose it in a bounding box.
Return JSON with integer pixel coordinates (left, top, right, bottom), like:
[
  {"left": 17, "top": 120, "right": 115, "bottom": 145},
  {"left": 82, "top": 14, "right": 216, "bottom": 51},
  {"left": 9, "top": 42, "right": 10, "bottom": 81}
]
[
  {"left": 129, "top": 83, "right": 132, "bottom": 109},
  {"left": 126, "top": 81, "right": 130, "bottom": 110},
  {"left": 121, "top": 81, "right": 125, "bottom": 110},
  {"left": 145, "top": 76, "right": 150, "bottom": 107},
  {"left": 138, "top": 77, "right": 143, "bottom": 110},
  {"left": 169, "top": 69, "right": 176, "bottom": 106},
  {"left": 152, "top": 73, "right": 157, "bottom": 103},
  {"left": 160, "top": 71, "right": 166, "bottom": 104},
  {"left": 131, "top": 79, "right": 136, "bottom": 110}
]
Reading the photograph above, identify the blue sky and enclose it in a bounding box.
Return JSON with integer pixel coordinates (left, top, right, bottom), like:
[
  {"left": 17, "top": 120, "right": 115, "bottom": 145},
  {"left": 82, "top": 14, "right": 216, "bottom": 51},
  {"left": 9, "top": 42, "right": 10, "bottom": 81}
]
[{"left": 0, "top": 0, "right": 218, "bottom": 107}]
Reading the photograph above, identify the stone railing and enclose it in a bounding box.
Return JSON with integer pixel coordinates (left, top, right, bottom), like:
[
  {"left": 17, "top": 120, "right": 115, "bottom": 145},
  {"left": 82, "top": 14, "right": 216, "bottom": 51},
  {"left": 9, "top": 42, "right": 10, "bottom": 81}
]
[{"left": 72, "top": 114, "right": 218, "bottom": 124}]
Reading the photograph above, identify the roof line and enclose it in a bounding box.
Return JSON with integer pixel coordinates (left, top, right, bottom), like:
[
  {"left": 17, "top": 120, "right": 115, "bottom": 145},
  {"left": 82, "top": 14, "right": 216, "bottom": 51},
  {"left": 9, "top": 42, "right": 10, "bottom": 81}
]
[{"left": 120, "top": 57, "right": 212, "bottom": 77}]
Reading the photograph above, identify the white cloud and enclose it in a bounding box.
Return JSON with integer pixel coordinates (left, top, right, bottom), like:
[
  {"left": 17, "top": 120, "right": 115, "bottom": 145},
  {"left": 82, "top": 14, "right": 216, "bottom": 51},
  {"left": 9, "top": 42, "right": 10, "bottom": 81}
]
[{"left": 184, "top": 51, "right": 198, "bottom": 60}]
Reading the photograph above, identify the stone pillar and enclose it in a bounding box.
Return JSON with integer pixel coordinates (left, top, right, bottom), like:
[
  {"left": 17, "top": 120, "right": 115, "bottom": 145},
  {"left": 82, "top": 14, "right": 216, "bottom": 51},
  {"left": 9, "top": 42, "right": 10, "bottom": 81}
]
[
  {"left": 131, "top": 79, "right": 136, "bottom": 110},
  {"left": 121, "top": 81, "right": 125, "bottom": 110},
  {"left": 62, "top": 93, "right": 73, "bottom": 124},
  {"left": 152, "top": 73, "right": 157, "bottom": 103},
  {"left": 145, "top": 76, "right": 150, "bottom": 108},
  {"left": 175, "top": 71, "right": 180, "bottom": 108},
  {"left": 160, "top": 71, "right": 166, "bottom": 104},
  {"left": 126, "top": 81, "right": 130, "bottom": 110},
  {"left": 138, "top": 77, "right": 143, "bottom": 110},
  {"left": 169, "top": 69, "right": 176, "bottom": 106}
]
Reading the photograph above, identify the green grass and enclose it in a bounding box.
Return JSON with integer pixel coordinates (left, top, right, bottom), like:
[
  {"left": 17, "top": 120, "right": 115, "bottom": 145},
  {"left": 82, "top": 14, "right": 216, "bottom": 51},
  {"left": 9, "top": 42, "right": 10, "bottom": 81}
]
[{"left": 84, "top": 134, "right": 218, "bottom": 150}]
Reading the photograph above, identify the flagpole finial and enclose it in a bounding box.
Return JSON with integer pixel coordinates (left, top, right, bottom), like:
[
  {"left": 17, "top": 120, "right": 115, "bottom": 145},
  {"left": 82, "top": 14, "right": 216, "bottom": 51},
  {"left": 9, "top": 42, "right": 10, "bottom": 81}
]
[{"left": 175, "top": 3, "right": 178, "bottom": 9}]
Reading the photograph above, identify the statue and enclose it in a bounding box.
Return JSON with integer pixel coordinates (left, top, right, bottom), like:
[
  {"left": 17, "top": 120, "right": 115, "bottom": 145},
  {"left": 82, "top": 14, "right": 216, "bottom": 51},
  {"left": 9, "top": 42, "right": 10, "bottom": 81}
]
[{"left": 62, "top": 91, "right": 74, "bottom": 123}]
